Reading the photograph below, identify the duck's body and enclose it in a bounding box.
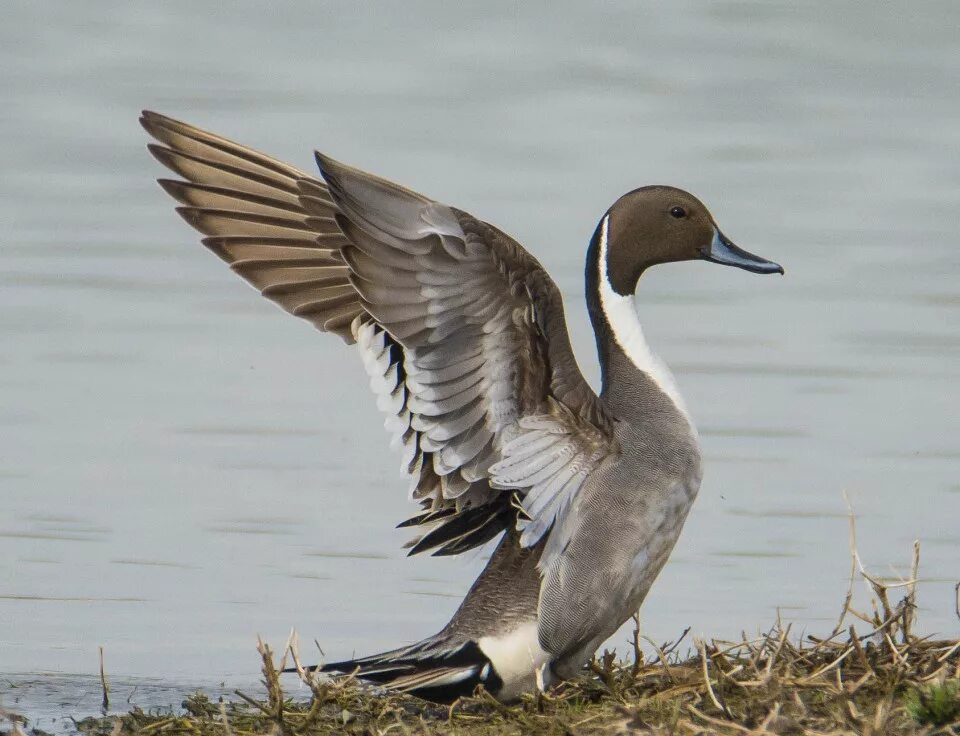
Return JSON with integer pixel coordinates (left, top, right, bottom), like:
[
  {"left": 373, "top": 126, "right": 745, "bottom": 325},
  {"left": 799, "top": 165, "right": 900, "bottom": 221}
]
[{"left": 142, "top": 111, "right": 781, "bottom": 702}]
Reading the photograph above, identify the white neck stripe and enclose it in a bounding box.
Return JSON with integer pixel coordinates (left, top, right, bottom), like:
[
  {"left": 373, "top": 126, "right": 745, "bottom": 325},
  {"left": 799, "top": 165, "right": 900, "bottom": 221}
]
[{"left": 597, "top": 215, "right": 695, "bottom": 429}]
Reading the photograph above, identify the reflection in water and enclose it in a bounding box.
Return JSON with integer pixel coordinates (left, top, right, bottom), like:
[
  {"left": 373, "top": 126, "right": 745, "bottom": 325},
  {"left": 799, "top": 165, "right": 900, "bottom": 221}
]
[
  {"left": 2, "top": 675, "right": 253, "bottom": 736},
  {"left": 712, "top": 551, "right": 804, "bottom": 559},
  {"left": 700, "top": 427, "right": 806, "bottom": 438},
  {"left": 848, "top": 330, "right": 960, "bottom": 354},
  {"left": 704, "top": 455, "right": 788, "bottom": 464},
  {"left": 110, "top": 559, "right": 196, "bottom": 569},
  {"left": 672, "top": 362, "right": 900, "bottom": 378},
  {"left": 0, "top": 531, "right": 103, "bottom": 543},
  {"left": 0, "top": 0, "right": 958, "bottom": 726},
  {"left": 304, "top": 551, "right": 391, "bottom": 561},
  {"left": 725, "top": 508, "right": 850, "bottom": 519},
  {"left": 0, "top": 594, "right": 147, "bottom": 602},
  {"left": 205, "top": 527, "right": 294, "bottom": 536},
  {"left": 175, "top": 426, "right": 328, "bottom": 437},
  {"left": 403, "top": 590, "right": 462, "bottom": 599}
]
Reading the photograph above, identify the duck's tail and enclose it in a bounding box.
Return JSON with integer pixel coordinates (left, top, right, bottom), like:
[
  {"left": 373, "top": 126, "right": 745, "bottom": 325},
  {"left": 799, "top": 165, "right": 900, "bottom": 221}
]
[
  {"left": 287, "top": 528, "right": 546, "bottom": 702},
  {"left": 309, "top": 635, "right": 502, "bottom": 703}
]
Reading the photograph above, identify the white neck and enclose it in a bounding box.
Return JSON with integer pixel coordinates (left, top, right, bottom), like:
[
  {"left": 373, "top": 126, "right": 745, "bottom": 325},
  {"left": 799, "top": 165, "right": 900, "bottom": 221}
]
[{"left": 597, "top": 215, "right": 696, "bottom": 431}]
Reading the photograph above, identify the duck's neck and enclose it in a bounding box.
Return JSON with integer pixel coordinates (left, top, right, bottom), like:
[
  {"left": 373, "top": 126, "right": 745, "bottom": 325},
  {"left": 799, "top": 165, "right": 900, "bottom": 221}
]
[{"left": 585, "top": 215, "right": 694, "bottom": 429}]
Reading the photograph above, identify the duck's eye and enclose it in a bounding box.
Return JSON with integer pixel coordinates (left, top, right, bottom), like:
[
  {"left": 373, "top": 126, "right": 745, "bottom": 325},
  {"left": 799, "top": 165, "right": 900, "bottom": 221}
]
[{"left": 669, "top": 206, "right": 686, "bottom": 219}]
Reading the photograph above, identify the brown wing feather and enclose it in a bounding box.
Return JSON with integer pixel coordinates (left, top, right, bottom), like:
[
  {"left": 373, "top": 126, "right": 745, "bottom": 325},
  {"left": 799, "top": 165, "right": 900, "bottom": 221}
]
[{"left": 141, "top": 111, "right": 363, "bottom": 342}]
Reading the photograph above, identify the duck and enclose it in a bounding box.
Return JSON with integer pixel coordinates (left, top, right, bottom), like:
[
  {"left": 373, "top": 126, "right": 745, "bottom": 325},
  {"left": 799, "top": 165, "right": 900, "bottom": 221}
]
[{"left": 141, "top": 110, "right": 783, "bottom": 703}]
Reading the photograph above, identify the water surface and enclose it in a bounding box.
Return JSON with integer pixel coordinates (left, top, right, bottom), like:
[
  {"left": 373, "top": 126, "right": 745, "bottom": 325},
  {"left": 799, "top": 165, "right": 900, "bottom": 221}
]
[{"left": 1, "top": 0, "right": 958, "bottom": 726}]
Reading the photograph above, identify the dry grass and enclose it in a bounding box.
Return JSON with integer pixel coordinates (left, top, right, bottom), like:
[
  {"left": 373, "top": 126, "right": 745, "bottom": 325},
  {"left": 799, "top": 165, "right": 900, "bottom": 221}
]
[{"left": 9, "top": 518, "right": 960, "bottom": 736}]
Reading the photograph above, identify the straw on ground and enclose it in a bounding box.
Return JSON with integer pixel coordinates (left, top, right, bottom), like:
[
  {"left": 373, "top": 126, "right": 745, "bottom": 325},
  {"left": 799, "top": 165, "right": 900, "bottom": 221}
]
[{"left": 26, "top": 515, "right": 960, "bottom": 736}]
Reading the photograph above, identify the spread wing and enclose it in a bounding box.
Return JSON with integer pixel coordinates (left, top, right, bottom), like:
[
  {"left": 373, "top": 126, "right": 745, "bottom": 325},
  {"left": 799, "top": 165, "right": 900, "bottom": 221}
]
[
  {"left": 140, "top": 111, "right": 362, "bottom": 340},
  {"left": 142, "top": 111, "right": 615, "bottom": 555}
]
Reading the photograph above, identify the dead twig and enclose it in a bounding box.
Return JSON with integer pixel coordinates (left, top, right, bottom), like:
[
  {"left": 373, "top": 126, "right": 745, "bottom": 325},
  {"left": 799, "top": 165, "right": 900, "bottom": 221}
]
[
  {"left": 696, "top": 638, "right": 733, "bottom": 719},
  {"left": 629, "top": 611, "right": 643, "bottom": 678},
  {"left": 99, "top": 645, "right": 110, "bottom": 713}
]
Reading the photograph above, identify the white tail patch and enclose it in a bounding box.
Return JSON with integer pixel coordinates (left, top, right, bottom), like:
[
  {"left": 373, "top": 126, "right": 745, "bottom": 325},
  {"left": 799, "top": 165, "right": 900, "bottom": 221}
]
[
  {"left": 597, "top": 215, "right": 695, "bottom": 431},
  {"left": 477, "top": 622, "right": 552, "bottom": 701}
]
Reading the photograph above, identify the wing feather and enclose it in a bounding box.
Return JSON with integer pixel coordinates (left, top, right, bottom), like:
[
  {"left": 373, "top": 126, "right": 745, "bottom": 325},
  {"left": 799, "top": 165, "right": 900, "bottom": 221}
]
[
  {"left": 141, "top": 110, "right": 362, "bottom": 342},
  {"left": 143, "top": 111, "right": 614, "bottom": 554}
]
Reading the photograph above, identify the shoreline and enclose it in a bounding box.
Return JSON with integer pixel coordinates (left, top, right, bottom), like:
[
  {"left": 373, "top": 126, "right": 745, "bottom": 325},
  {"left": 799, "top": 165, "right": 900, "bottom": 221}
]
[{"left": 4, "top": 538, "right": 958, "bottom": 735}]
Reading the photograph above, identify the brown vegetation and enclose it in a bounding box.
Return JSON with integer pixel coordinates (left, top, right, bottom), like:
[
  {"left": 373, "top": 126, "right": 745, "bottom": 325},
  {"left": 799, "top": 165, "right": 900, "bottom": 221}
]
[{"left": 5, "top": 520, "right": 958, "bottom": 735}]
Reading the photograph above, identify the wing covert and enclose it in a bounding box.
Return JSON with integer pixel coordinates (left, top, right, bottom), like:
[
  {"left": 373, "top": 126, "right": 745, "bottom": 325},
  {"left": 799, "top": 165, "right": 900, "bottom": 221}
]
[{"left": 315, "top": 152, "right": 615, "bottom": 553}]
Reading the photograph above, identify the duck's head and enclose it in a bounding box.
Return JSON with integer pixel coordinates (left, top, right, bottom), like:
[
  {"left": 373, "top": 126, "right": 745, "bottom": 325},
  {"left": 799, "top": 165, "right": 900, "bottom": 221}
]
[{"left": 600, "top": 186, "right": 783, "bottom": 295}]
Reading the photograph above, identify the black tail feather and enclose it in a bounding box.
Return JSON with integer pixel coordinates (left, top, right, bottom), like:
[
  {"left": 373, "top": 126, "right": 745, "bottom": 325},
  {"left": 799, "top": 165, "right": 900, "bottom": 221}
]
[
  {"left": 284, "top": 637, "right": 502, "bottom": 703},
  {"left": 407, "top": 504, "right": 514, "bottom": 556},
  {"left": 395, "top": 506, "right": 455, "bottom": 529}
]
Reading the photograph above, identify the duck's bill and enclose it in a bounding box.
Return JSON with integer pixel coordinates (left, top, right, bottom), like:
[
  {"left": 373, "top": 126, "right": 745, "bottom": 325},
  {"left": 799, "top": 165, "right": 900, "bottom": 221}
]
[{"left": 701, "top": 230, "right": 784, "bottom": 275}]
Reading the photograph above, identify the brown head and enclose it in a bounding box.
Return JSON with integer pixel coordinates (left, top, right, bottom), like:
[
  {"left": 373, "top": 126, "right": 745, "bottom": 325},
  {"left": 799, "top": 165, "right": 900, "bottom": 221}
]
[{"left": 597, "top": 186, "right": 783, "bottom": 296}]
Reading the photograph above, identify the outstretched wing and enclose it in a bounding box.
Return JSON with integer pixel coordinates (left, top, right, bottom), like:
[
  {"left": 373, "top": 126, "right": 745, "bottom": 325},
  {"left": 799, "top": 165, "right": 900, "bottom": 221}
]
[
  {"left": 140, "top": 111, "right": 363, "bottom": 341},
  {"left": 143, "top": 111, "right": 615, "bottom": 555}
]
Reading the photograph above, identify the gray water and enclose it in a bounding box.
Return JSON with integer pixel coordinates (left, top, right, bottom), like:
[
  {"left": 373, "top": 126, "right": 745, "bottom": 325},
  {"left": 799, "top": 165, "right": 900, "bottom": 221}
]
[{"left": 2, "top": 0, "right": 958, "bottom": 728}]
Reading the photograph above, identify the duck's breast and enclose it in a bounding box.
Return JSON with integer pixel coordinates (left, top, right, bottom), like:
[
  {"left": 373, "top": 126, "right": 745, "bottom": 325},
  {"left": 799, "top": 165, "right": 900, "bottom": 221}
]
[{"left": 536, "top": 421, "right": 701, "bottom": 662}]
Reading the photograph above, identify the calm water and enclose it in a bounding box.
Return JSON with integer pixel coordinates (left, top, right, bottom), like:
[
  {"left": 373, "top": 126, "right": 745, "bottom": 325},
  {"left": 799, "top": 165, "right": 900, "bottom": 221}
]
[{"left": 2, "top": 0, "right": 958, "bottom": 728}]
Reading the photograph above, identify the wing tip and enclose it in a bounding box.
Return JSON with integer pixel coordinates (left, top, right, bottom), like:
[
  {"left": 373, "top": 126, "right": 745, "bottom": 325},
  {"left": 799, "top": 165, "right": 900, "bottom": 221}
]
[
  {"left": 156, "top": 177, "right": 190, "bottom": 203},
  {"left": 145, "top": 142, "right": 178, "bottom": 173},
  {"left": 313, "top": 150, "right": 336, "bottom": 181},
  {"left": 139, "top": 109, "right": 158, "bottom": 130},
  {"left": 140, "top": 110, "right": 180, "bottom": 141},
  {"left": 174, "top": 205, "right": 208, "bottom": 233},
  {"left": 313, "top": 150, "right": 352, "bottom": 199}
]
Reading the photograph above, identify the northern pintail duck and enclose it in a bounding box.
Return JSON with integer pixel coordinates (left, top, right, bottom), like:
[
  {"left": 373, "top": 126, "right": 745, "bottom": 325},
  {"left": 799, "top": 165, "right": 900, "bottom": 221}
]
[{"left": 142, "top": 111, "right": 782, "bottom": 703}]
